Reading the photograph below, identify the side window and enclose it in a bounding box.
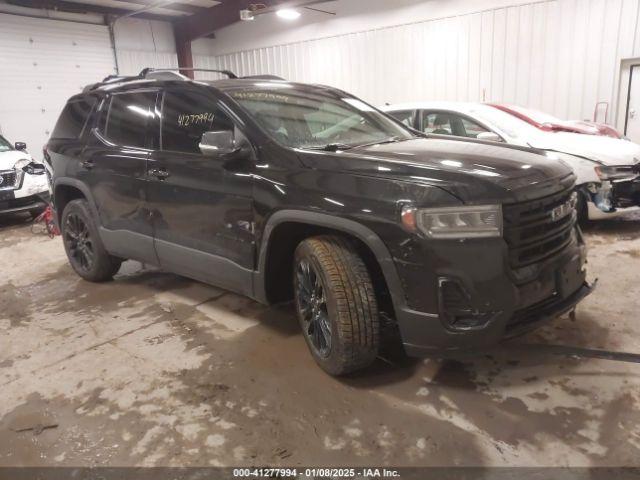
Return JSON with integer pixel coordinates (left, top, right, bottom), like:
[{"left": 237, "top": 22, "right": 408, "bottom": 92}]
[
  {"left": 423, "top": 112, "right": 454, "bottom": 135},
  {"left": 161, "top": 90, "right": 234, "bottom": 154},
  {"left": 51, "top": 98, "right": 97, "bottom": 139},
  {"left": 104, "top": 91, "right": 157, "bottom": 149},
  {"left": 388, "top": 110, "right": 415, "bottom": 128},
  {"left": 459, "top": 117, "right": 491, "bottom": 139}
]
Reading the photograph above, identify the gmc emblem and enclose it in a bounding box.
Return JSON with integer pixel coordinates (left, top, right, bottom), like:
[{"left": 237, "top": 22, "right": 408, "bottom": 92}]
[{"left": 551, "top": 195, "right": 576, "bottom": 221}]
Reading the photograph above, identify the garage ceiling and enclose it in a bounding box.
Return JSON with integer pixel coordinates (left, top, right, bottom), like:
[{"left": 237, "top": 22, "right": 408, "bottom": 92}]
[{"left": 3, "top": 0, "right": 293, "bottom": 35}]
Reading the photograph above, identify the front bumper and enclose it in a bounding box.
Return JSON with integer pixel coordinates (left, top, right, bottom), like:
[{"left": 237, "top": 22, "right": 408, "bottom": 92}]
[
  {"left": 0, "top": 169, "right": 49, "bottom": 214},
  {"left": 390, "top": 228, "right": 591, "bottom": 357},
  {"left": 0, "top": 190, "right": 48, "bottom": 214},
  {"left": 585, "top": 175, "right": 640, "bottom": 214}
]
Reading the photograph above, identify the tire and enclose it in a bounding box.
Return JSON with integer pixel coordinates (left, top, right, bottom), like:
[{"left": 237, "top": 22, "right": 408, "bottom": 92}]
[
  {"left": 293, "top": 235, "right": 380, "bottom": 375},
  {"left": 61, "top": 199, "right": 122, "bottom": 282},
  {"left": 576, "top": 190, "right": 589, "bottom": 225}
]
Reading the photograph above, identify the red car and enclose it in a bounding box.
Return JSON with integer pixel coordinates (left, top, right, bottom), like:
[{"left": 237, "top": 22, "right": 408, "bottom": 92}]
[{"left": 488, "top": 104, "right": 623, "bottom": 139}]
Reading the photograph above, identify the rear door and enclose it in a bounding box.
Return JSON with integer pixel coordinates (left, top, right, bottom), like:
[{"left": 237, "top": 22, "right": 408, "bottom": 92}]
[
  {"left": 80, "top": 89, "right": 159, "bottom": 263},
  {"left": 146, "top": 87, "right": 255, "bottom": 295}
]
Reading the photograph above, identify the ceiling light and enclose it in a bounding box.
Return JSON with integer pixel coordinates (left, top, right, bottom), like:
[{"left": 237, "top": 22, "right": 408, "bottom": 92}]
[{"left": 276, "top": 8, "right": 301, "bottom": 20}]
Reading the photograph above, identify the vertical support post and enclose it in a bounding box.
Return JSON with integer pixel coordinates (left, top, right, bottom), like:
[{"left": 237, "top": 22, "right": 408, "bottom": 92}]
[
  {"left": 174, "top": 27, "right": 194, "bottom": 79},
  {"left": 107, "top": 15, "right": 120, "bottom": 75}
]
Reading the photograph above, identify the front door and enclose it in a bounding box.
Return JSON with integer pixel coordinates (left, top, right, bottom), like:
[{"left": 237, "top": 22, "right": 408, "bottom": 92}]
[
  {"left": 146, "top": 87, "right": 255, "bottom": 296},
  {"left": 79, "top": 89, "right": 159, "bottom": 264},
  {"left": 625, "top": 65, "right": 640, "bottom": 143}
]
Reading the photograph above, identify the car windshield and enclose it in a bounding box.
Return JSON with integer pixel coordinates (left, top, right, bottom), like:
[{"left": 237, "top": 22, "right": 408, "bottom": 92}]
[
  {"left": 0, "top": 135, "right": 12, "bottom": 152},
  {"left": 229, "top": 86, "right": 414, "bottom": 150}
]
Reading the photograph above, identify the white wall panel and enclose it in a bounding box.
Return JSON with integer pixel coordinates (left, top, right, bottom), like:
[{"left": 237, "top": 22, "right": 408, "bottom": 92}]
[
  {"left": 201, "top": 0, "right": 640, "bottom": 127},
  {"left": 113, "top": 18, "right": 178, "bottom": 76},
  {"left": 0, "top": 13, "right": 115, "bottom": 160}
]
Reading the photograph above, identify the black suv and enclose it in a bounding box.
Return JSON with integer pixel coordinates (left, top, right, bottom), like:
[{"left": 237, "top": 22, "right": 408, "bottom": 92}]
[{"left": 46, "top": 69, "right": 592, "bottom": 375}]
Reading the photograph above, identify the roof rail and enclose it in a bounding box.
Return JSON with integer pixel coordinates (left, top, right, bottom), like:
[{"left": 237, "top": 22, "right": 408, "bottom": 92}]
[
  {"left": 242, "top": 75, "right": 286, "bottom": 80},
  {"left": 82, "top": 73, "right": 144, "bottom": 92},
  {"left": 139, "top": 67, "right": 238, "bottom": 79},
  {"left": 82, "top": 67, "right": 283, "bottom": 93}
]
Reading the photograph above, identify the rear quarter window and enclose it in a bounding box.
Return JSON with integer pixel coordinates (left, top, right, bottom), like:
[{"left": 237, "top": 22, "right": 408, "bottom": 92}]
[
  {"left": 51, "top": 98, "right": 97, "bottom": 139},
  {"left": 104, "top": 91, "right": 158, "bottom": 149}
]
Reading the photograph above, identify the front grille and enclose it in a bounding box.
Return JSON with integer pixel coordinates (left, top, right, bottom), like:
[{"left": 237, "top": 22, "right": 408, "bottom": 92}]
[
  {"left": 503, "top": 189, "right": 576, "bottom": 269},
  {"left": 0, "top": 170, "right": 17, "bottom": 189}
]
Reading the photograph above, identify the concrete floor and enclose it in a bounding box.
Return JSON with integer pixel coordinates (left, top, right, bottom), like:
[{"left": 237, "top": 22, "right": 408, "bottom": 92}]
[{"left": 1, "top": 212, "right": 639, "bottom": 468}]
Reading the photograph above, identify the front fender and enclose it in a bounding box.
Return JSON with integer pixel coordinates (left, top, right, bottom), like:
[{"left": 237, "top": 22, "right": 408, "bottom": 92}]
[{"left": 253, "top": 209, "right": 407, "bottom": 315}]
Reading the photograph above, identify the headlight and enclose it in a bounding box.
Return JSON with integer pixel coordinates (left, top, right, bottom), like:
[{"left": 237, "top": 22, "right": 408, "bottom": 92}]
[
  {"left": 14, "top": 158, "right": 45, "bottom": 175},
  {"left": 13, "top": 158, "right": 31, "bottom": 170},
  {"left": 401, "top": 204, "right": 502, "bottom": 239},
  {"left": 594, "top": 165, "right": 638, "bottom": 181}
]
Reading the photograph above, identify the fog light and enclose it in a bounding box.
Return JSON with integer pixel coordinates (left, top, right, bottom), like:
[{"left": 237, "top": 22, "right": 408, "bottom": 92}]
[{"left": 438, "top": 278, "right": 498, "bottom": 331}]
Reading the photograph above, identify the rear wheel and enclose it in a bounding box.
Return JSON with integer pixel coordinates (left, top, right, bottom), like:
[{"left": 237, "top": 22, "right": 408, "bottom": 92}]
[
  {"left": 293, "top": 235, "right": 380, "bottom": 375},
  {"left": 61, "top": 199, "right": 122, "bottom": 282}
]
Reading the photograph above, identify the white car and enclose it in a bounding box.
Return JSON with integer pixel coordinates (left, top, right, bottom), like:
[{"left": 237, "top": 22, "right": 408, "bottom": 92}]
[
  {"left": 382, "top": 101, "right": 640, "bottom": 221},
  {"left": 0, "top": 134, "right": 49, "bottom": 216}
]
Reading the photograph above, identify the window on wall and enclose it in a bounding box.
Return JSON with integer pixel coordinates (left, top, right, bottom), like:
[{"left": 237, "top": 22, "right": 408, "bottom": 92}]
[
  {"left": 104, "top": 91, "right": 157, "bottom": 149},
  {"left": 387, "top": 110, "right": 415, "bottom": 128},
  {"left": 161, "top": 90, "right": 234, "bottom": 154},
  {"left": 51, "top": 98, "right": 97, "bottom": 139}
]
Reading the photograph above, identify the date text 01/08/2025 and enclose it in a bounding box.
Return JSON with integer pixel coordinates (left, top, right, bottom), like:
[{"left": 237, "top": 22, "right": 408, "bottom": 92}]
[{"left": 232, "top": 468, "right": 401, "bottom": 478}]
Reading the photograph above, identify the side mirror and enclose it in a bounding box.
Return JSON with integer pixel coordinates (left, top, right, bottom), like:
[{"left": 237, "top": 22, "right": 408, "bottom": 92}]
[
  {"left": 476, "top": 132, "right": 503, "bottom": 142},
  {"left": 199, "top": 130, "right": 236, "bottom": 156},
  {"left": 15, "top": 142, "right": 27, "bottom": 151}
]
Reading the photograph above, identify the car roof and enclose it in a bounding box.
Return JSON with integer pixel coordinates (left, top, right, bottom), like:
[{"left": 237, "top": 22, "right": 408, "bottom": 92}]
[
  {"left": 80, "top": 74, "right": 342, "bottom": 99},
  {"left": 382, "top": 101, "right": 488, "bottom": 113}
]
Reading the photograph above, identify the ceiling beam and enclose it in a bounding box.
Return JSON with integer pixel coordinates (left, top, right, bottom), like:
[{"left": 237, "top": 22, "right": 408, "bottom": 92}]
[
  {"left": 7, "top": 0, "right": 175, "bottom": 21},
  {"left": 113, "top": 0, "right": 206, "bottom": 16},
  {"left": 173, "top": 0, "right": 289, "bottom": 42}
]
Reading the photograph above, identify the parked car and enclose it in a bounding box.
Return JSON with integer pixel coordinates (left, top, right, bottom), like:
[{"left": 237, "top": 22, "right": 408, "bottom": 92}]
[
  {"left": 383, "top": 101, "right": 640, "bottom": 221},
  {"left": 488, "top": 104, "right": 623, "bottom": 139},
  {"left": 46, "top": 70, "right": 592, "bottom": 375},
  {"left": 0, "top": 134, "right": 49, "bottom": 217}
]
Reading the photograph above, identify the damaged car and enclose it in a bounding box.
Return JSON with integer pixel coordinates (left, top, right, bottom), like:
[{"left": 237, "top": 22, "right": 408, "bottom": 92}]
[
  {"left": 0, "top": 134, "right": 49, "bottom": 216},
  {"left": 383, "top": 102, "right": 640, "bottom": 222},
  {"left": 47, "top": 71, "right": 593, "bottom": 375}
]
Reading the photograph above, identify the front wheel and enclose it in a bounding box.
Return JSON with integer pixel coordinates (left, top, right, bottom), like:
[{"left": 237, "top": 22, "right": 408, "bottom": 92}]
[
  {"left": 576, "top": 190, "right": 589, "bottom": 225},
  {"left": 61, "top": 199, "right": 122, "bottom": 282},
  {"left": 293, "top": 235, "right": 380, "bottom": 375}
]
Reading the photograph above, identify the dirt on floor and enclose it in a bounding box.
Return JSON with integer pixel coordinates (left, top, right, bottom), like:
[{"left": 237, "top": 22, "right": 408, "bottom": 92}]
[{"left": 0, "top": 211, "right": 639, "bottom": 468}]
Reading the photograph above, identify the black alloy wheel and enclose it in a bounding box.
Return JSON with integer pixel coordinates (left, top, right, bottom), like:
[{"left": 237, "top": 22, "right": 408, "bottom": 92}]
[
  {"left": 64, "top": 213, "right": 94, "bottom": 272},
  {"left": 295, "top": 258, "right": 332, "bottom": 358}
]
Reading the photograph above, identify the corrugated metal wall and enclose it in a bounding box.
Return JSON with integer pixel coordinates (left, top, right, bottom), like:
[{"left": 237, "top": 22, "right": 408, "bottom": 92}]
[
  {"left": 114, "top": 18, "right": 179, "bottom": 76},
  {"left": 0, "top": 13, "right": 115, "bottom": 159},
  {"left": 206, "top": 0, "right": 640, "bottom": 125}
]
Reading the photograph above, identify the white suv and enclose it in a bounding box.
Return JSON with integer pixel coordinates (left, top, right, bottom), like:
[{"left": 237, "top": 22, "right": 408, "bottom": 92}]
[{"left": 0, "top": 134, "right": 49, "bottom": 216}]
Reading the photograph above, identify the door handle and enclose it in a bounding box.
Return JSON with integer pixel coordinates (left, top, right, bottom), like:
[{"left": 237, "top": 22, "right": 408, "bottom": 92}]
[
  {"left": 149, "top": 168, "right": 170, "bottom": 180},
  {"left": 81, "top": 160, "right": 94, "bottom": 170}
]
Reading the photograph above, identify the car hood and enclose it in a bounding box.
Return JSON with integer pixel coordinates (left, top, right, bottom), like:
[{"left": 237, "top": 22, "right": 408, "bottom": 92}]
[
  {"left": 297, "top": 138, "right": 575, "bottom": 204},
  {"left": 527, "top": 132, "right": 640, "bottom": 166},
  {"left": 0, "top": 150, "right": 33, "bottom": 170}
]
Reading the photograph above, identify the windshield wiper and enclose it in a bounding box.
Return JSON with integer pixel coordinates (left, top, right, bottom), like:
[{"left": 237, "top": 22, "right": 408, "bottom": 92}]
[
  {"left": 303, "top": 143, "right": 354, "bottom": 152},
  {"left": 352, "top": 136, "right": 405, "bottom": 149}
]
